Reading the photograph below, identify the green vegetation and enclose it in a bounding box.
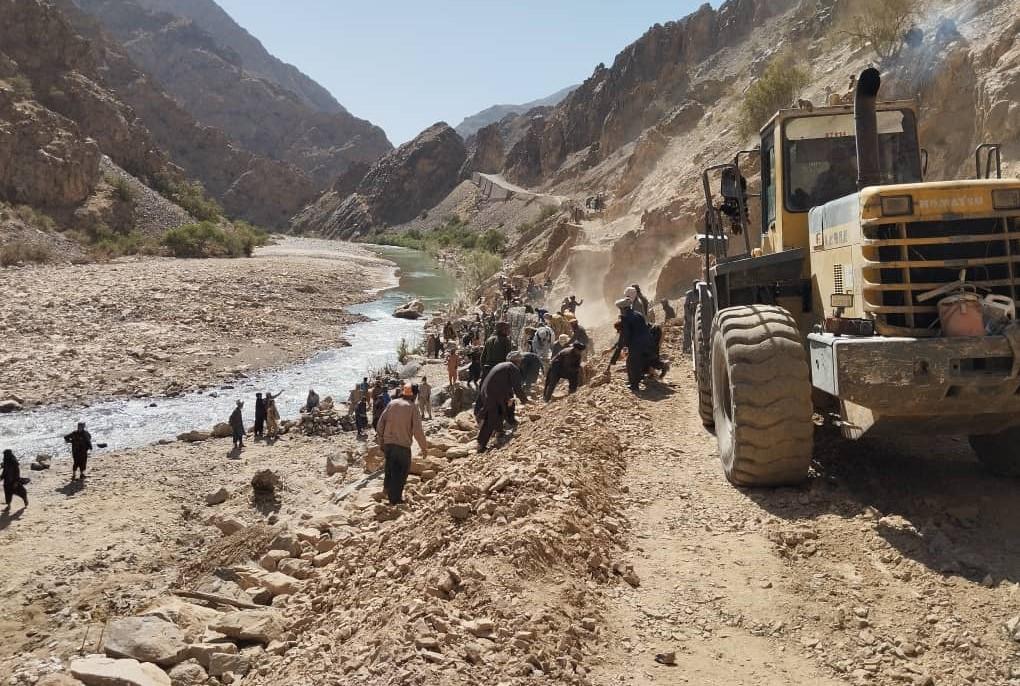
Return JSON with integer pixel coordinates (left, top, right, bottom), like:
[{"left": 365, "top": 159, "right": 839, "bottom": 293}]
[
  {"left": 2, "top": 203, "right": 57, "bottom": 232},
  {"left": 0, "top": 241, "right": 53, "bottom": 267},
  {"left": 7, "top": 75, "right": 34, "bottom": 100},
  {"left": 162, "top": 220, "right": 268, "bottom": 258},
  {"left": 841, "top": 0, "right": 918, "bottom": 65},
  {"left": 153, "top": 173, "right": 223, "bottom": 222},
  {"left": 738, "top": 55, "right": 810, "bottom": 139},
  {"left": 68, "top": 223, "right": 160, "bottom": 261},
  {"left": 461, "top": 250, "right": 503, "bottom": 295},
  {"left": 108, "top": 174, "right": 136, "bottom": 203},
  {"left": 367, "top": 217, "right": 506, "bottom": 256}
]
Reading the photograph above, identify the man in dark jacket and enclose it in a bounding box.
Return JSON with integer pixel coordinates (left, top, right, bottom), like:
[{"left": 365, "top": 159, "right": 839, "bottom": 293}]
[
  {"left": 544, "top": 342, "right": 585, "bottom": 401},
  {"left": 63, "top": 422, "right": 92, "bottom": 480},
  {"left": 519, "top": 351, "right": 544, "bottom": 393},
  {"left": 612, "top": 298, "right": 654, "bottom": 391},
  {"left": 253, "top": 393, "right": 266, "bottom": 439},
  {"left": 476, "top": 353, "right": 529, "bottom": 453},
  {"left": 229, "top": 400, "right": 245, "bottom": 449},
  {"left": 661, "top": 298, "right": 677, "bottom": 320},
  {"left": 481, "top": 321, "right": 512, "bottom": 380},
  {"left": 569, "top": 319, "right": 590, "bottom": 352},
  {"left": 1, "top": 449, "right": 28, "bottom": 511}
]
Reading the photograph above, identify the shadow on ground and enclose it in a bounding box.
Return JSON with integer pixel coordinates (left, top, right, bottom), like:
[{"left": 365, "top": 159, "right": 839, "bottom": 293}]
[{"left": 744, "top": 426, "right": 1020, "bottom": 584}]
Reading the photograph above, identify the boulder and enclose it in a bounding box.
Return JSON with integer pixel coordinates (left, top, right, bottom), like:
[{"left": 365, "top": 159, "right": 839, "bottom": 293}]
[
  {"left": 176, "top": 431, "right": 210, "bottom": 443},
  {"left": 185, "top": 642, "right": 237, "bottom": 669},
  {"left": 209, "top": 516, "right": 245, "bottom": 536},
  {"left": 36, "top": 676, "right": 84, "bottom": 686},
  {"left": 251, "top": 469, "right": 282, "bottom": 493},
  {"left": 393, "top": 308, "right": 422, "bottom": 320},
  {"left": 269, "top": 533, "right": 302, "bottom": 557},
  {"left": 70, "top": 656, "right": 171, "bottom": 686},
  {"left": 0, "top": 399, "right": 22, "bottom": 413},
  {"left": 207, "top": 611, "right": 284, "bottom": 644},
  {"left": 204, "top": 488, "right": 229, "bottom": 506},
  {"left": 453, "top": 411, "right": 476, "bottom": 432},
  {"left": 364, "top": 446, "right": 384, "bottom": 472},
  {"left": 325, "top": 455, "right": 346, "bottom": 476},
  {"left": 207, "top": 652, "right": 249, "bottom": 678},
  {"left": 276, "top": 558, "right": 313, "bottom": 580},
  {"left": 210, "top": 423, "right": 233, "bottom": 439},
  {"left": 255, "top": 571, "right": 301, "bottom": 596},
  {"left": 104, "top": 616, "right": 188, "bottom": 667},
  {"left": 259, "top": 550, "right": 290, "bottom": 572},
  {"left": 167, "top": 661, "right": 206, "bottom": 686},
  {"left": 140, "top": 599, "right": 222, "bottom": 642}
]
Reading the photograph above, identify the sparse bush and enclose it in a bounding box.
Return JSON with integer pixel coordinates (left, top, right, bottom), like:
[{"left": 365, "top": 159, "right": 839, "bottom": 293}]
[
  {"left": 162, "top": 220, "right": 268, "bottom": 258},
  {"left": 7, "top": 74, "right": 34, "bottom": 100},
  {"left": 841, "top": 0, "right": 918, "bottom": 65},
  {"left": 461, "top": 249, "right": 503, "bottom": 297},
  {"left": 12, "top": 205, "right": 57, "bottom": 232},
  {"left": 70, "top": 223, "right": 160, "bottom": 260},
  {"left": 153, "top": 173, "right": 223, "bottom": 222},
  {"left": 367, "top": 217, "right": 506, "bottom": 257},
  {"left": 0, "top": 241, "right": 53, "bottom": 266},
  {"left": 108, "top": 174, "right": 136, "bottom": 203},
  {"left": 739, "top": 55, "right": 810, "bottom": 139}
]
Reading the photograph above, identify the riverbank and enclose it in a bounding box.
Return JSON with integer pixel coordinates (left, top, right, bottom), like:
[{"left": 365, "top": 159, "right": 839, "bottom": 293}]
[{"left": 0, "top": 238, "right": 393, "bottom": 410}]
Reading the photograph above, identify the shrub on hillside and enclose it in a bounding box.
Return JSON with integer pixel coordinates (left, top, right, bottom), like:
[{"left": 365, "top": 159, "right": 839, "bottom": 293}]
[
  {"left": 7, "top": 75, "right": 34, "bottom": 100},
  {"left": 0, "top": 241, "right": 53, "bottom": 266},
  {"left": 841, "top": 0, "right": 918, "bottom": 65},
  {"left": 738, "top": 56, "right": 810, "bottom": 139},
  {"left": 108, "top": 174, "right": 136, "bottom": 203},
  {"left": 162, "top": 221, "right": 268, "bottom": 258},
  {"left": 8, "top": 204, "right": 57, "bottom": 232},
  {"left": 461, "top": 249, "right": 503, "bottom": 297},
  {"left": 153, "top": 173, "right": 223, "bottom": 222}
]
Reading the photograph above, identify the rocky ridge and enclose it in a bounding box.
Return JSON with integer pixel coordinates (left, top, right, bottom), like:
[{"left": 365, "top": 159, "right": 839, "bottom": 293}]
[
  {"left": 73, "top": 0, "right": 392, "bottom": 187},
  {"left": 292, "top": 123, "right": 467, "bottom": 239},
  {"left": 454, "top": 84, "right": 577, "bottom": 138}
]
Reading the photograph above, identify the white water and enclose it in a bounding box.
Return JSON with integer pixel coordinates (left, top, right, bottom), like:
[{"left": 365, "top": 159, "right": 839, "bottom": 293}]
[{"left": 0, "top": 245, "right": 455, "bottom": 458}]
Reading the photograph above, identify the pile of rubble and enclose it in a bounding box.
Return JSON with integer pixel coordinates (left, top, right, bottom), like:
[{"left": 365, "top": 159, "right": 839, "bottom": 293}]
[
  {"left": 242, "top": 378, "right": 644, "bottom": 685},
  {"left": 294, "top": 398, "right": 355, "bottom": 437}
]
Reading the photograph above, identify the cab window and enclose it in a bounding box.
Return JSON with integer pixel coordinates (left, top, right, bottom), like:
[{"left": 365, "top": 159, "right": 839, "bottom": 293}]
[
  {"left": 783, "top": 109, "right": 921, "bottom": 212},
  {"left": 761, "top": 129, "right": 776, "bottom": 230}
]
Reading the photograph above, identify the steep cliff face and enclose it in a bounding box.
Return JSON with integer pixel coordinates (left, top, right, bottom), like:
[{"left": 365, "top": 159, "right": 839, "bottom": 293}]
[
  {"left": 134, "top": 0, "right": 344, "bottom": 114},
  {"left": 292, "top": 123, "right": 467, "bottom": 239},
  {"left": 74, "top": 0, "right": 392, "bottom": 187},
  {"left": 503, "top": 0, "right": 789, "bottom": 186},
  {"left": 47, "top": 0, "right": 316, "bottom": 227}
]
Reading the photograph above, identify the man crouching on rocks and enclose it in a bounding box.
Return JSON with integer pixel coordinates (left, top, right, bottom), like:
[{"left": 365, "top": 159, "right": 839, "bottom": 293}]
[
  {"left": 375, "top": 383, "right": 427, "bottom": 506},
  {"left": 476, "top": 351, "right": 529, "bottom": 453}
]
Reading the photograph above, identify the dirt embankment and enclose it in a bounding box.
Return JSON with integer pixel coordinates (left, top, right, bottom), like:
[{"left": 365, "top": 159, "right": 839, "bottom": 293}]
[
  {"left": 0, "top": 238, "right": 392, "bottom": 408},
  {"left": 3, "top": 323, "right": 1018, "bottom": 686}
]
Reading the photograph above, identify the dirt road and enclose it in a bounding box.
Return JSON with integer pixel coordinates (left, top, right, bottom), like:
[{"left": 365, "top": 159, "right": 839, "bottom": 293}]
[{"left": 590, "top": 333, "right": 1020, "bottom": 685}]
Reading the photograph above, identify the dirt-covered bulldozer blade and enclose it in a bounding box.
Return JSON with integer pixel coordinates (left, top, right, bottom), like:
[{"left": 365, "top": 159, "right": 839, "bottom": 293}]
[{"left": 688, "top": 67, "right": 1020, "bottom": 487}]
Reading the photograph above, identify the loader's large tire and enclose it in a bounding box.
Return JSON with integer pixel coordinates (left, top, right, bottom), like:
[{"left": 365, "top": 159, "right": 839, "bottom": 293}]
[
  {"left": 693, "top": 302, "right": 714, "bottom": 427},
  {"left": 969, "top": 427, "right": 1020, "bottom": 476},
  {"left": 710, "top": 305, "right": 814, "bottom": 486}
]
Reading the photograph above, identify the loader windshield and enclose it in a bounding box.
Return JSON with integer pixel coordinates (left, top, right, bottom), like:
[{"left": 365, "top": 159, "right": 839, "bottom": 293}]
[{"left": 783, "top": 109, "right": 921, "bottom": 211}]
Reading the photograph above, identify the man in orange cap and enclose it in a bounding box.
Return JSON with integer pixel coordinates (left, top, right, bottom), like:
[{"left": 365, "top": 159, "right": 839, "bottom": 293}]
[{"left": 375, "top": 382, "right": 427, "bottom": 505}]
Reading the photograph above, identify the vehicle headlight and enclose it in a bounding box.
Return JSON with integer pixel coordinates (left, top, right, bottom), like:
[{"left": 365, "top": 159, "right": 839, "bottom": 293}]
[
  {"left": 880, "top": 195, "right": 913, "bottom": 216},
  {"left": 992, "top": 188, "right": 1020, "bottom": 210}
]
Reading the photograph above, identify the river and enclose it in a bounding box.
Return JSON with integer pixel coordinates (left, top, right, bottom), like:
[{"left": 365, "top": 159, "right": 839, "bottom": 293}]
[{"left": 0, "top": 245, "right": 457, "bottom": 458}]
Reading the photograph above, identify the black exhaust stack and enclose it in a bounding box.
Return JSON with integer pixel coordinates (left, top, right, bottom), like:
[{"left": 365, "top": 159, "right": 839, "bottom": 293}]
[{"left": 855, "top": 67, "right": 882, "bottom": 189}]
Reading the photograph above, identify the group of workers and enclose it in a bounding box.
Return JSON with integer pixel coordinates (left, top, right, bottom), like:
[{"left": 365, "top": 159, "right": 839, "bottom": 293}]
[{"left": 2, "top": 421, "right": 94, "bottom": 513}]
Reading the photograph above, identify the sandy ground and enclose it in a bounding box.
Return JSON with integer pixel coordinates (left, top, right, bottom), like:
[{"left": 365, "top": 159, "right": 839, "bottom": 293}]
[{"left": 0, "top": 237, "right": 392, "bottom": 408}]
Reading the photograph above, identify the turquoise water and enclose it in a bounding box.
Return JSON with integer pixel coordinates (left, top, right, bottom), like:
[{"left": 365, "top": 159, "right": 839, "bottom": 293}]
[{"left": 0, "top": 245, "right": 455, "bottom": 458}]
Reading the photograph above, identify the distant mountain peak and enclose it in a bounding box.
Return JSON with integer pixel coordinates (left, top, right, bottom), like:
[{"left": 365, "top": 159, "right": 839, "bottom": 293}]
[{"left": 455, "top": 85, "right": 577, "bottom": 139}]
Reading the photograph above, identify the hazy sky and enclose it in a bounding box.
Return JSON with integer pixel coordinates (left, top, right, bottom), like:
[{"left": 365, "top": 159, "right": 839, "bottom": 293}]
[{"left": 216, "top": 0, "right": 707, "bottom": 145}]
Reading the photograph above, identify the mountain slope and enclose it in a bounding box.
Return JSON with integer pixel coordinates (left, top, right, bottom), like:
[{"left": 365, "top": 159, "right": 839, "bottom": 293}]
[
  {"left": 454, "top": 85, "right": 576, "bottom": 138},
  {"left": 74, "top": 0, "right": 391, "bottom": 187},
  {"left": 134, "top": 0, "right": 344, "bottom": 115}
]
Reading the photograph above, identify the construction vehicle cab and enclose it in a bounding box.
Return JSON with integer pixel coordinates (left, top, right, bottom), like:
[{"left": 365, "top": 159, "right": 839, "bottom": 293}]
[{"left": 692, "top": 67, "right": 1020, "bottom": 486}]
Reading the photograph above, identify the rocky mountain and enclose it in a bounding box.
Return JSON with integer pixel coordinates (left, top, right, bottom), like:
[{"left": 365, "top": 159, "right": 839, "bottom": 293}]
[
  {"left": 454, "top": 84, "right": 577, "bottom": 139},
  {"left": 72, "top": 0, "right": 392, "bottom": 188},
  {"left": 292, "top": 123, "right": 466, "bottom": 239},
  {"left": 133, "top": 0, "right": 344, "bottom": 114}
]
